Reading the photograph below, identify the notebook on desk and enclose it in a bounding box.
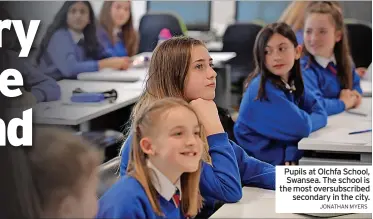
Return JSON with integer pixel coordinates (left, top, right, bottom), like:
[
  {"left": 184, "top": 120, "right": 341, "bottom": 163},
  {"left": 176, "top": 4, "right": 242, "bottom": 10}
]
[
  {"left": 360, "top": 80, "right": 372, "bottom": 97},
  {"left": 77, "top": 69, "right": 141, "bottom": 82}
]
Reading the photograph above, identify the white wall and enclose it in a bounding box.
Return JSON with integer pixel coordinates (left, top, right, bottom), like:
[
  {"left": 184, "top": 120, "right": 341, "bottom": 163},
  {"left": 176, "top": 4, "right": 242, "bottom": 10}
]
[{"left": 211, "top": 1, "right": 235, "bottom": 36}]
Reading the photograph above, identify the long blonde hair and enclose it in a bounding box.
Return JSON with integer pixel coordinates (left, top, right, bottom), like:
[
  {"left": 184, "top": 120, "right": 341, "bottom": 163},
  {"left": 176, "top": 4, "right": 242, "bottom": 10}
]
[
  {"left": 123, "top": 36, "right": 212, "bottom": 163},
  {"left": 99, "top": 1, "right": 138, "bottom": 56},
  {"left": 278, "top": 1, "right": 311, "bottom": 32},
  {"left": 127, "top": 98, "right": 203, "bottom": 217}
]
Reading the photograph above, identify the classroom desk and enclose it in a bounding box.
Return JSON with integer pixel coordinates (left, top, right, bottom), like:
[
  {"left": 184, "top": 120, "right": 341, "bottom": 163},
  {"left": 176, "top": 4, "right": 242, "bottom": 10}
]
[
  {"left": 211, "top": 187, "right": 371, "bottom": 218},
  {"left": 133, "top": 51, "right": 235, "bottom": 65},
  {"left": 33, "top": 81, "right": 142, "bottom": 131},
  {"left": 361, "top": 80, "right": 372, "bottom": 97},
  {"left": 206, "top": 40, "right": 223, "bottom": 51},
  {"left": 299, "top": 98, "right": 372, "bottom": 165}
]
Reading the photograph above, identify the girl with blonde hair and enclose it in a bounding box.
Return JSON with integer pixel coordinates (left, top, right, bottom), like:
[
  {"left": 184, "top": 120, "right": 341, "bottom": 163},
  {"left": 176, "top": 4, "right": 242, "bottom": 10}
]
[{"left": 98, "top": 36, "right": 275, "bottom": 218}]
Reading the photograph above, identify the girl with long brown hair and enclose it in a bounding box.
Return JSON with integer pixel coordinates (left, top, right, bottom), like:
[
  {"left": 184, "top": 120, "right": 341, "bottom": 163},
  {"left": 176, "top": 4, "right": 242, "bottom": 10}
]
[
  {"left": 98, "top": 36, "right": 276, "bottom": 218},
  {"left": 235, "top": 22, "right": 327, "bottom": 166},
  {"left": 301, "top": 1, "right": 363, "bottom": 116},
  {"left": 98, "top": 1, "right": 138, "bottom": 58},
  {"left": 37, "top": 1, "right": 129, "bottom": 81}
]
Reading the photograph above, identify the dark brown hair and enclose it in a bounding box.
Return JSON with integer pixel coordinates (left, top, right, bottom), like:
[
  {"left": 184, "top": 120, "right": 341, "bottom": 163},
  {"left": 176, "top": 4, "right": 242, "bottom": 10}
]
[
  {"left": 99, "top": 1, "right": 138, "bottom": 56},
  {"left": 303, "top": 1, "right": 353, "bottom": 89},
  {"left": 245, "top": 22, "right": 304, "bottom": 102},
  {"left": 37, "top": 1, "right": 104, "bottom": 63}
]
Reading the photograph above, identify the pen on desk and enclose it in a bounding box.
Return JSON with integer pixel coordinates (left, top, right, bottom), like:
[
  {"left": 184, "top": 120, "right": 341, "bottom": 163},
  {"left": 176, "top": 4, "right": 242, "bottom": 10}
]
[
  {"left": 346, "top": 111, "right": 368, "bottom": 117},
  {"left": 348, "top": 129, "right": 372, "bottom": 135}
]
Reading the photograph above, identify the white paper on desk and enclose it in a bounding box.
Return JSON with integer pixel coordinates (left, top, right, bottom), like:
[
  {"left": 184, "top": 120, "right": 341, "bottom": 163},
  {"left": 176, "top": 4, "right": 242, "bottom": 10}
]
[
  {"left": 308, "top": 128, "right": 370, "bottom": 145},
  {"left": 34, "top": 105, "right": 82, "bottom": 120},
  {"left": 361, "top": 80, "right": 372, "bottom": 93}
]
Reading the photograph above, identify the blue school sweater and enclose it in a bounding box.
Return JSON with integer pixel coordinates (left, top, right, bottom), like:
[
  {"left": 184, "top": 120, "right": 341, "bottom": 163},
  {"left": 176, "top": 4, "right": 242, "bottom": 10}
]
[
  {"left": 8, "top": 50, "right": 61, "bottom": 103},
  {"left": 119, "top": 132, "right": 276, "bottom": 214},
  {"left": 38, "top": 28, "right": 109, "bottom": 81},
  {"left": 234, "top": 76, "right": 327, "bottom": 165},
  {"left": 97, "top": 26, "right": 128, "bottom": 57},
  {"left": 97, "top": 176, "right": 184, "bottom": 219},
  {"left": 301, "top": 56, "right": 363, "bottom": 116}
]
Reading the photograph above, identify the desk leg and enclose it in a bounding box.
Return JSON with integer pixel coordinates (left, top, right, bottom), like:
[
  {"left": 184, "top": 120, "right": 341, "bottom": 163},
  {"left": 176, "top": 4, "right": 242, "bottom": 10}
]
[{"left": 79, "top": 122, "right": 90, "bottom": 132}]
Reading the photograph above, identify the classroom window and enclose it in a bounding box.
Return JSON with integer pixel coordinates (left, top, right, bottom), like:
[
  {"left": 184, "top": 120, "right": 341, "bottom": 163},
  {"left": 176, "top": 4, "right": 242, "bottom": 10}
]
[
  {"left": 235, "top": 1, "right": 291, "bottom": 23},
  {"left": 147, "top": 1, "right": 211, "bottom": 31}
]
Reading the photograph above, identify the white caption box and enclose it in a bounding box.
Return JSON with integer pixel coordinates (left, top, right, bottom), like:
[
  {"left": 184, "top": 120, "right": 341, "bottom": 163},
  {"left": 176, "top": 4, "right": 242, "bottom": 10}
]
[{"left": 276, "top": 166, "right": 372, "bottom": 213}]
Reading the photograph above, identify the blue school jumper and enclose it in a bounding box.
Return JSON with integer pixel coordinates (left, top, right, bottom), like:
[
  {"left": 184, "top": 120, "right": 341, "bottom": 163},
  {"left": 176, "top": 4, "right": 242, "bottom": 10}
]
[
  {"left": 119, "top": 132, "right": 276, "bottom": 215},
  {"left": 38, "top": 28, "right": 109, "bottom": 81},
  {"left": 97, "top": 176, "right": 185, "bottom": 219},
  {"left": 234, "top": 76, "right": 327, "bottom": 165},
  {"left": 8, "top": 50, "right": 61, "bottom": 103},
  {"left": 97, "top": 26, "right": 128, "bottom": 57},
  {"left": 301, "top": 55, "right": 363, "bottom": 116}
]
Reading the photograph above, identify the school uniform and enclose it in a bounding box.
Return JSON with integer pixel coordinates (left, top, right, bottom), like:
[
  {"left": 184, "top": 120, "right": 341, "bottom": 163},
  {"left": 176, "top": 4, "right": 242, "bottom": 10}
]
[
  {"left": 8, "top": 50, "right": 61, "bottom": 103},
  {"left": 38, "top": 28, "right": 109, "bottom": 81},
  {"left": 119, "top": 132, "right": 276, "bottom": 216},
  {"left": 301, "top": 55, "right": 363, "bottom": 116},
  {"left": 234, "top": 76, "right": 327, "bottom": 165},
  {"left": 97, "top": 26, "right": 128, "bottom": 57},
  {"left": 97, "top": 161, "right": 184, "bottom": 219}
]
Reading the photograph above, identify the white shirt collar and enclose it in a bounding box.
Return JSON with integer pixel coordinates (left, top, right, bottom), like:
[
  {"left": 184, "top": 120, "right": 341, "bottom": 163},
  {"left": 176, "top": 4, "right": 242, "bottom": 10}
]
[
  {"left": 147, "top": 160, "right": 182, "bottom": 201},
  {"left": 315, "top": 55, "right": 336, "bottom": 68},
  {"left": 281, "top": 78, "right": 296, "bottom": 92},
  {"left": 113, "top": 27, "right": 121, "bottom": 37},
  {"left": 68, "top": 29, "right": 84, "bottom": 44}
]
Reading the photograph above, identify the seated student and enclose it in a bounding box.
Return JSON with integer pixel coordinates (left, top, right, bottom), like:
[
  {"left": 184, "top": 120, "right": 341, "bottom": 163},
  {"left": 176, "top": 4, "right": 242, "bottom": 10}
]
[
  {"left": 234, "top": 23, "right": 327, "bottom": 166},
  {"left": 36, "top": 1, "right": 129, "bottom": 81},
  {"left": 97, "top": 1, "right": 138, "bottom": 58},
  {"left": 0, "top": 127, "right": 102, "bottom": 218},
  {"left": 0, "top": 7, "right": 60, "bottom": 104},
  {"left": 98, "top": 98, "right": 204, "bottom": 219},
  {"left": 7, "top": 50, "right": 61, "bottom": 104},
  {"left": 114, "top": 37, "right": 275, "bottom": 217},
  {"left": 301, "top": 1, "right": 362, "bottom": 116}
]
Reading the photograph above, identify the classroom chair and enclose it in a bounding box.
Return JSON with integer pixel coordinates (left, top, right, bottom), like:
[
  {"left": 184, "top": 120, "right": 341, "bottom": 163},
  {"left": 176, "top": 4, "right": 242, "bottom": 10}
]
[
  {"left": 345, "top": 19, "right": 372, "bottom": 68},
  {"left": 217, "top": 106, "right": 237, "bottom": 143},
  {"left": 97, "top": 156, "right": 120, "bottom": 198},
  {"left": 221, "top": 23, "right": 263, "bottom": 109},
  {"left": 138, "top": 12, "right": 186, "bottom": 53},
  {"left": 78, "top": 130, "right": 124, "bottom": 162}
]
